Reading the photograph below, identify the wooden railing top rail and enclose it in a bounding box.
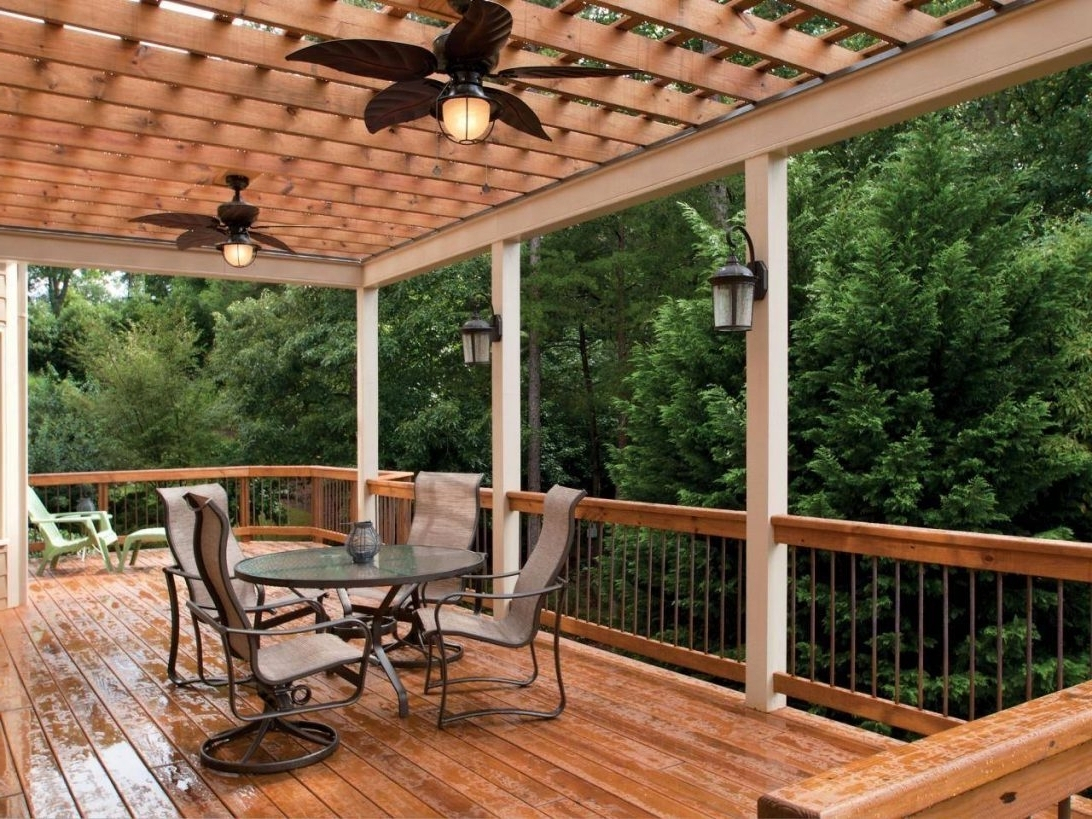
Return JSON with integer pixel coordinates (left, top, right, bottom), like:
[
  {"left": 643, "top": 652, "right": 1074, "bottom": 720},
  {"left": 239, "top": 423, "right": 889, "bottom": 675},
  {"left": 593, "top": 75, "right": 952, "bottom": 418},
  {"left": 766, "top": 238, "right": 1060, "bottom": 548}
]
[
  {"left": 31, "top": 466, "right": 414, "bottom": 486},
  {"left": 366, "top": 477, "right": 495, "bottom": 507},
  {"left": 774, "top": 514, "right": 1092, "bottom": 583},
  {"left": 758, "top": 679, "right": 1092, "bottom": 818},
  {"left": 510, "top": 491, "right": 747, "bottom": 538}
]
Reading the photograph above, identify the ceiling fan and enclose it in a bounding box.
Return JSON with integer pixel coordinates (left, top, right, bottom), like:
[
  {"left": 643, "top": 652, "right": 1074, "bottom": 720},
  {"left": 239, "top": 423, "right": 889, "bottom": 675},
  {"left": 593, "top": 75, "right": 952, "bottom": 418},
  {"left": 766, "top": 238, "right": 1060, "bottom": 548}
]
[
  {"left": 286, "top": 0, "right": 631, "bottom": 144},
  {"left": 130, "top": 175, "right": 296, "bottom": 267}
]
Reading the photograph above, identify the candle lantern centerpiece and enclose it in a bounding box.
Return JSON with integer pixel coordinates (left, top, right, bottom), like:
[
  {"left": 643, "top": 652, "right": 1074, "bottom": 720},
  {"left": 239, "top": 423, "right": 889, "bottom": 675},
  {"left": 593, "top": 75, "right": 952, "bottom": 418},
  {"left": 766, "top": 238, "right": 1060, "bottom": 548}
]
[{"left": 345, "top": 520, "right": 382, "bottom": 564}]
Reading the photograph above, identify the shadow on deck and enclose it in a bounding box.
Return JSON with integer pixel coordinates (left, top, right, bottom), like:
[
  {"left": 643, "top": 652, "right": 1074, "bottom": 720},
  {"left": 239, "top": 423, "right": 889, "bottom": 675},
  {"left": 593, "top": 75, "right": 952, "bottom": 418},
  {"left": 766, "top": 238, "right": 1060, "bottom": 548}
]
[{"left": 2, "top": 542, "right": 900, "bottom": 818}]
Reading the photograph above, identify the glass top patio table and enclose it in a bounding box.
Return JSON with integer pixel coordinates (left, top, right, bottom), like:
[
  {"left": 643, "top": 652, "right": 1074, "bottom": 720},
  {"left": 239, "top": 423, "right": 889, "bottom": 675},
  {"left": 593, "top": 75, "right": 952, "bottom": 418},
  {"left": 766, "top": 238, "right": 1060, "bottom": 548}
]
[
  {"left": 235, "top": 544, "right": 483, "bottom": 590},
  {"left": 235, "top": 544, "right": 484, "bottom": 717}
]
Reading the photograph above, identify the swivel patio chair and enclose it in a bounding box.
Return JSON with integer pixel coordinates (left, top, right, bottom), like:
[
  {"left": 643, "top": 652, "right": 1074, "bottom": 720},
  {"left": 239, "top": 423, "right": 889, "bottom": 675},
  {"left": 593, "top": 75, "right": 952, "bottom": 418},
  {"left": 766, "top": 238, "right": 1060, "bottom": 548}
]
[
  {"left": 28, "top": 486, "right": 120, "bottom": 575},
  {"left": 419, "top": 484, "right": 585, "bottom": 727},
  {"left": 157, "top": 483, "right": 328, "bottom": 687},
  {"left": 185, "top": 492, "right": 371, "bottom": 774},
  {"left": 341, "top": 471, "right": 482, "bottom": 662}
]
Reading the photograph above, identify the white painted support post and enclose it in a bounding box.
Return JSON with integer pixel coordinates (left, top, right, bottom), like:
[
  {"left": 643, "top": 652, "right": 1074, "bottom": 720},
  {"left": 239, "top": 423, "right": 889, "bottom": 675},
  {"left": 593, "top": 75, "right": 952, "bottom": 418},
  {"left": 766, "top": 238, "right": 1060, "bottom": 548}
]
[
  {"left": 492, "top": 240, "right": 521, "bottom": 612},
  {"left": 1, "top": 260, "right": 28, "bottom": 607},
  {"left": 744, "top": 154, "right": 789, "bottom": 711},
  {"left": 357, "top": 286, "right": 380, "bottom": 522}
]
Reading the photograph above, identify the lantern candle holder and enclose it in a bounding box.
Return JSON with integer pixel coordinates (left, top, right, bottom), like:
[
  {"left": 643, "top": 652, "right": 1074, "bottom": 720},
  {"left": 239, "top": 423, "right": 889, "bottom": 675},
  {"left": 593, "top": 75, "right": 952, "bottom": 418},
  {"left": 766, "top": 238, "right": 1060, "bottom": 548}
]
[{"left": 345, "top": 520, "right": 382, "bottom": 564}]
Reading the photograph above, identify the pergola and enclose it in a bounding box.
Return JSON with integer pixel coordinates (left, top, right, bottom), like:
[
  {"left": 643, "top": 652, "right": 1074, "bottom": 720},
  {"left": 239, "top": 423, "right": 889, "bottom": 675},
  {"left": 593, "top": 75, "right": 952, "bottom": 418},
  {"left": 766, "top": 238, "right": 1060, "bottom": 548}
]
[{"left": 1, "top": 0, "right": 1088, "bottom": 711}]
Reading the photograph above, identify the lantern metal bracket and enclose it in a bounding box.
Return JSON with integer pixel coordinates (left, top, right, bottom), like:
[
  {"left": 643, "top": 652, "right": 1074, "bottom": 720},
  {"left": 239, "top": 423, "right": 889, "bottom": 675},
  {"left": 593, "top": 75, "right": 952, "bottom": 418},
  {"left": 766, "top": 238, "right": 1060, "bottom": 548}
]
[{"left": 729, "top": 224, "right": 768, "bottom": 301}]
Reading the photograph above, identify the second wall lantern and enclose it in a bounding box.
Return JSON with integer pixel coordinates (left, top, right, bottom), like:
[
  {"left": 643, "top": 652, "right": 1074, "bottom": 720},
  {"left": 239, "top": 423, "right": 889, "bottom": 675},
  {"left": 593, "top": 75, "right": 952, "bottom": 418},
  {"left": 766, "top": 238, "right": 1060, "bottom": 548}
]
[
  {"left": 461, "top": 311, "right": 502, "bottom": 365},
  {"left": 709, "top": 224, "right": 768, "bottom": 332}
]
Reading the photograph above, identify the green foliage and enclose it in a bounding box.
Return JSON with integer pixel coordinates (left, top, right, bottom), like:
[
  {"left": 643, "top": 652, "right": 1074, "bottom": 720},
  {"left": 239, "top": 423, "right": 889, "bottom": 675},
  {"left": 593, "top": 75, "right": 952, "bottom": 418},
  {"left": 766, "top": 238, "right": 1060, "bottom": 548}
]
[
  {"left": 378, "top": 258, "right": 494, "bottom": 473},
  {"left": 610, "top": 296, "right": 746, "bottom": 507},
  {"left": 27, "top": 370, "right": 108, "bottom": 474},
  {"left": 792, "top": 116, "right": 1092, "bottom": 536},
  {"left": 209, "top": 287, "right": 357, "bottom": 465},
  {"left": 73, "top": 304, "right": 228, "bottom": 469}
]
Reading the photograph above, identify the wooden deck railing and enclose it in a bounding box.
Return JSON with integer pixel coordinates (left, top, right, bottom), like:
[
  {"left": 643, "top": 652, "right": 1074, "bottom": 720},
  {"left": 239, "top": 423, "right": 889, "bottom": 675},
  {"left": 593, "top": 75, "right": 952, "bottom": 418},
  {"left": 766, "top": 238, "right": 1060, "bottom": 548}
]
[
  {"left": 772, "top": 515, "right": 1092, "bottom": 738},
  {"left": 28, "top": 468, "right": 1092, "bottom": 740},
  {"left": 758, "top": 678, "right": 1092, "bottom": 818}
]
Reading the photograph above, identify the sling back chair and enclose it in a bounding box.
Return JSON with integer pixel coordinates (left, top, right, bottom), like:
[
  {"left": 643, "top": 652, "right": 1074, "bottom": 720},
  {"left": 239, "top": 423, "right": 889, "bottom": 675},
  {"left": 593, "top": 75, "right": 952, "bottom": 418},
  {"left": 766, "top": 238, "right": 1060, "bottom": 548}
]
[
  {"left": 28, "top": 486, "right": 120, "bottom": 575},
  {"left": 158, "top": 483, "right": 328, "bottom": 687},
  {"left": 340, "top": 471, "right": 482, "bottom": 662},
  {"left": 185, "top": 492, "right": 371, "bottom": 774},
  {"left": 419, "top": 484, "right": 586, "bottom": 727}
]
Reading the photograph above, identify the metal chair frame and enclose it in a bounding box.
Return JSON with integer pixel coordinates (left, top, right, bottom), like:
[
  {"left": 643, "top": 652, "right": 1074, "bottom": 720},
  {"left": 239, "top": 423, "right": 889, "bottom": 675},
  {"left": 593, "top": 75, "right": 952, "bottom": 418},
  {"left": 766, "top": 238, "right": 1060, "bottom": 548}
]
[
  {"left": 186, "top": 492, "right": 371, "bottom": 774},
  {"left": 419, "top": 485, "right": 585, "bottom": 727}
]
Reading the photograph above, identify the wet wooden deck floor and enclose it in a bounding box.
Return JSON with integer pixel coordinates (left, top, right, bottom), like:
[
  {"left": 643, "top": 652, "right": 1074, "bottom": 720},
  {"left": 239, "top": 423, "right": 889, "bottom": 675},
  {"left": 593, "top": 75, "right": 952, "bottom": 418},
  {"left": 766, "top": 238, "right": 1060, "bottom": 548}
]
[{"left": 2, "top": 542, "right": 902, "bottom": 818}]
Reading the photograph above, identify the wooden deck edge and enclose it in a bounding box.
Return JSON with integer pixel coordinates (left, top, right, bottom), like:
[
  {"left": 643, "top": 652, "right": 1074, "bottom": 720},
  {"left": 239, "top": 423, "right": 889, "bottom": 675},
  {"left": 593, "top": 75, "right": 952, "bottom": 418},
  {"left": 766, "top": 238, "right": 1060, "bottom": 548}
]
[{"left": 758, "top": 680, "right": 1092, "bottom": 818}]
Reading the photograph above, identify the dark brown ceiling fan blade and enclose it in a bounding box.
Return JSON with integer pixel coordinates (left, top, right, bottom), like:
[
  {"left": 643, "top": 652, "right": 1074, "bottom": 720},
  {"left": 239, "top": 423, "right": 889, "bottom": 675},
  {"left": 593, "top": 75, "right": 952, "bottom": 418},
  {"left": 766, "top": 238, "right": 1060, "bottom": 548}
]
[
  {"left": 495, "top": 65, "right": 633, "bottom": 80},
  {"left": 176, "top": 227, "right": 226, "bottom": 250},
  {"left": 364, "top": 79, "right": 445, "bottom": 132},
  {"left": 286, "top": 39, "right": 437, "bottom": 82},
  {"left": 443, "top": 0, "right": 513, "bottom": 65},
  {"left": 492, "top": 89, "right": 550, "bottom": 141},
  {"left": 250, "top": 231, "right": 296, "bottom": 254},
  {"left": 130, "top": 212, "right": 219, "bottom": 229}
]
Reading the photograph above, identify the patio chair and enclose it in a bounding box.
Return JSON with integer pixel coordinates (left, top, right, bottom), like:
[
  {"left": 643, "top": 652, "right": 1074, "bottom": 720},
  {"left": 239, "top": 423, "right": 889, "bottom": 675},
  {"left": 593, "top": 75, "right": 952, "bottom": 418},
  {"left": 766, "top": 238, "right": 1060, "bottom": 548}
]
[
  {"left": 419, "top": 484, "right": 585, "bottom": 727},
  {"left": 28, "top": 486, "right": 120, "bottom": 575},
  {"left": 341, "top": 471, "right": 482, "bottom": 661},
  {"left": 157, "top": 483, "right": 328, "bottom": 687},
  {"left": 185, "top": 491, "right": 371, "bottom": 774}
]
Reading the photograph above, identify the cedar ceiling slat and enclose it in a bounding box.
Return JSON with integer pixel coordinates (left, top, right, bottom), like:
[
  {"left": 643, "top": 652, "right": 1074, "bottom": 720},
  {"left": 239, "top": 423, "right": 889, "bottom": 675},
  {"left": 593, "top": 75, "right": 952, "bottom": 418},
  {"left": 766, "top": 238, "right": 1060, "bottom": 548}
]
[
  {"left": 0, "top": 173, "right": 427, "bottom": 245},
  {"left": 790, "top": 0, "right": 943, "bottom": 43},
  {"left": 80, "top": 0, "right": 698, "bottom": 137},
  {"left": 0, "top": 206, "right": 382, "bottom": 256},
  {"left": 0, "top": 135, "right": 455, "bottom": 233},
  {"left": 0, "top": 1, "right": 632, "bottom": 166},
  {"left": 594, "top": 1, "right": 857, "bottom": 77},
  {"left": 0, "top": 106, "right": 484, "bottom": 222},
  {"left": 0, "top": 52, "right": 543, "bottom": 202},
  {"left": 0, "top": 128, "right": 463, "bottom": 234},
  {"left": 0, "top": 0, "right": 1040, "bottom": 263}
]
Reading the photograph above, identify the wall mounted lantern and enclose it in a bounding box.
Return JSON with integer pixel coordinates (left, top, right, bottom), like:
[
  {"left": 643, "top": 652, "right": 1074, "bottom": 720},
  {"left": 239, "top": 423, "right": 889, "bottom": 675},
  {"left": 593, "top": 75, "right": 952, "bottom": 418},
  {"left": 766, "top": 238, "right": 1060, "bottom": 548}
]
[
  {"left": 219, "top": 229, "right": 259, "bottom": 268},
  {"left": 437, "top": 74, "right": 499, "bottom": 145},
  {"left": 709, "top": 224, "right": 768, "bottom": 332},
  {"left": 461, "top": 311, "right": 502, "bottom": 365}
]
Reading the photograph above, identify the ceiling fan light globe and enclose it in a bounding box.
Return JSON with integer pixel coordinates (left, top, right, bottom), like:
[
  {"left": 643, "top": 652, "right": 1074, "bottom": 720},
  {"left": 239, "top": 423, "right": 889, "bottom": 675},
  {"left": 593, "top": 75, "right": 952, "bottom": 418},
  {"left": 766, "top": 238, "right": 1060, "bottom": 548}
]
[
  {"left": 438, "top": 81, "right": 497, "bottom": 144},
  {"left": 219, "top": 234, "right": 259, "bottom": 268}
]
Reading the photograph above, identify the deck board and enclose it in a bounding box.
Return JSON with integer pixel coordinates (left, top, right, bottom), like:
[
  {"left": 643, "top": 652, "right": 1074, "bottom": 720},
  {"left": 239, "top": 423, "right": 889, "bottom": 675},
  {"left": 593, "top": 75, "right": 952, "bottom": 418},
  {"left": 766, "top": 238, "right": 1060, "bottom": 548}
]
[{"left": 8, "top": 543, "right": 904, "bottom": 818}]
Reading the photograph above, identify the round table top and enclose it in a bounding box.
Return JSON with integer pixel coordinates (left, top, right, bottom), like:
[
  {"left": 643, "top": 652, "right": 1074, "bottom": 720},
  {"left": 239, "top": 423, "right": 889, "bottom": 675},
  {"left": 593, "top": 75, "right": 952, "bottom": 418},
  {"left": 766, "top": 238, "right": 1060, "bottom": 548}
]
[{"left": 234, "top": 544, "right": 484, "bottom": 589}]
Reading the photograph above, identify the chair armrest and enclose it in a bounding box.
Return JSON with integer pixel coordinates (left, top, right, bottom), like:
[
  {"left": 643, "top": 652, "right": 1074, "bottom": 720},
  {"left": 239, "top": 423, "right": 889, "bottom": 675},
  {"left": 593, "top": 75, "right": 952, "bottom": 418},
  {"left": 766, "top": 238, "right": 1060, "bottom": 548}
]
[
  {"left": 431, "top": 579, "right": 566, "bottom": 609},
  {"left": 51, "top": 511, "right": 113, "bottom": 531},
  {"left": 167, "top": 565, "right": 323, "bottom": 618},
  {"left": 165, "top": 564, "right": 199, "bottom": 582},
  {"left": 425, "top": 580, "right": 565, "bottom": 630},
  {"left": 465, "top": 569, "right": 521, "bottom": 581},
  {"left": 52, "top": 516, "right": 101, "bottom": 539},
  {"left": 187, "top": 602, "right": 364, "bottom": 639}
]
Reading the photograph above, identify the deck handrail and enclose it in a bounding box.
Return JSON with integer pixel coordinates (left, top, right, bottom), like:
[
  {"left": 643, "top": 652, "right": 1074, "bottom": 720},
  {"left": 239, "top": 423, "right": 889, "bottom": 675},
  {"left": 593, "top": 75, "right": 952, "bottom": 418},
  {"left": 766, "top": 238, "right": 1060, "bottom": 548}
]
[{"left": 758, "top": 678, "right": 1092, "bottom": 818}]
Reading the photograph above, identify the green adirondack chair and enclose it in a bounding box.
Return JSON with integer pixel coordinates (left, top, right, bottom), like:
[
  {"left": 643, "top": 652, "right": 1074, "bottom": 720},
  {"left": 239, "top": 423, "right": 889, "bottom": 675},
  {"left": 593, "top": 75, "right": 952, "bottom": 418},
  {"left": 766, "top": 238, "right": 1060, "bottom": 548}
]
[{"left": 28, "top": 487, "right": 120, "bottom": 575}]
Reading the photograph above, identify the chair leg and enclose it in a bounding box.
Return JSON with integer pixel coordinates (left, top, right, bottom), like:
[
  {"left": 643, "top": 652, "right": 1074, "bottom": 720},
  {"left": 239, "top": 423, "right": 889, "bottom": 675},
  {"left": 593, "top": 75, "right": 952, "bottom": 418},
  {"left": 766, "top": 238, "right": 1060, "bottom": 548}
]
[
  {"left": 425, "top": 629, "right": 567, "bottom": 727},
  {"left": 165, "top": 569, "right": 229, "bottom": 687},
  {"left": 200, "top": 715, "right": 339, "bottom": 774}
]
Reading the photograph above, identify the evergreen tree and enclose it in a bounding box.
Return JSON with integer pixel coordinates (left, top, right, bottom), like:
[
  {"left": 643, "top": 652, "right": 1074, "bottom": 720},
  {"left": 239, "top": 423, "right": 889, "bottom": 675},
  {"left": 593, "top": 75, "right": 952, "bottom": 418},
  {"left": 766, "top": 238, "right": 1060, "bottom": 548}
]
[{"left": 792, "top": 115, "right": 1092, "bottom": 536}]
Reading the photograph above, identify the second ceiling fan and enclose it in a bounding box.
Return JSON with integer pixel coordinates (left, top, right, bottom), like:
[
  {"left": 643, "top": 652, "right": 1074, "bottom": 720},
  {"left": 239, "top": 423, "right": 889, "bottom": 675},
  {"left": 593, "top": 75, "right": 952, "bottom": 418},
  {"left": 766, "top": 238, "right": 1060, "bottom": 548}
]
[{"left": 287, "top": 0, "right": 631, "bottom": 144}]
